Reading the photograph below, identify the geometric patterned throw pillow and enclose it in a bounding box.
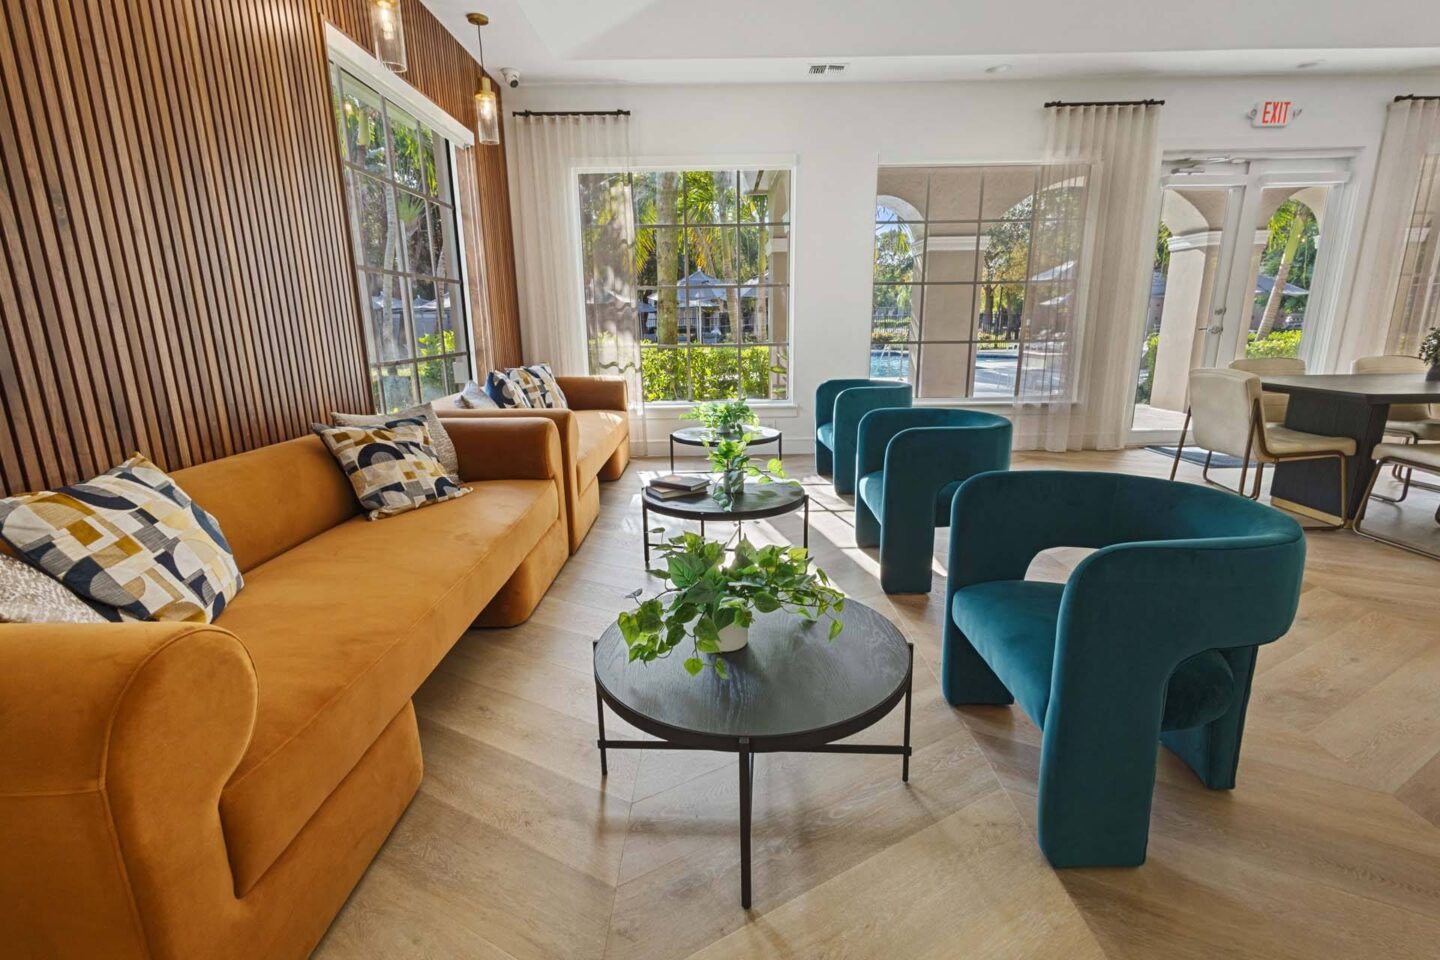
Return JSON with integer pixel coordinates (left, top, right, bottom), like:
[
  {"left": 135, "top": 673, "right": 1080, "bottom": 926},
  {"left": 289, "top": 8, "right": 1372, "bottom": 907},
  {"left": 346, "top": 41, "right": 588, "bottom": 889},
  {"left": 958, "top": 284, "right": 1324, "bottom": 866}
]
[
  {"left": 331, "top": 402, "right": 460, "bottom": 482},
  {"left": 485, "top": 364, "right": 567, "bottom": 409},
  {"left": 0, "top": 454, "right": 244, "bottom": 623},
  {"left": 484, "top": 369, "right": 534, "bottom": 409},
  {"left": 313, "top": 420, "right": 471, "bottom": 520}
]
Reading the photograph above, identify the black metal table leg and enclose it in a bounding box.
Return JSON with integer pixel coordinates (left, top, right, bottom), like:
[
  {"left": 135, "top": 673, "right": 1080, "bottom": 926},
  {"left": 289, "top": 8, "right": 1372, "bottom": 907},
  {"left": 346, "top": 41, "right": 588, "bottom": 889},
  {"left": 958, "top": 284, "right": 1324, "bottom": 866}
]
[
  {"left": 902, "top": 644, "right": 913, "bottom": 782},
  {"left": 803, "top": 497, "right": 809, "bottom": 549},
  {"left": 738, "top": 738, "right": 753, "bottom": 909},
  {"left": 595, "top": 657, "right": 609, "bottom": 778},
  {"left": 642, "top": 498, "right": 650, "bottom": 566},
  {"left": 669, "top": 436, "right": 675, "bottom": 472}
]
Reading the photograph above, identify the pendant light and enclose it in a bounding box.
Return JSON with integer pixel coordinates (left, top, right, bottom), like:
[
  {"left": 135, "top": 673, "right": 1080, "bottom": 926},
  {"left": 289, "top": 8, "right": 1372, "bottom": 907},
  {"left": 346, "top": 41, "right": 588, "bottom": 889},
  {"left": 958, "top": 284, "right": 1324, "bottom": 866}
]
[
  {"left": 369, "top": 0, "right": 407, "bottom": 74},
  {"left": 467, "top": 13, "right": 501, "bottom": 145}
]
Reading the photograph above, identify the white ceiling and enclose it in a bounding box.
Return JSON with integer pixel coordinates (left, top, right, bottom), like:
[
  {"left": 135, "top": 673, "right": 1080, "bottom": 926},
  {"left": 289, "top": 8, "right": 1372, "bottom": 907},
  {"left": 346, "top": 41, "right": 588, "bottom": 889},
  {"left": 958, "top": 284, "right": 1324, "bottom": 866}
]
[{"left": 424, "top": 0, "right": 1440, "bottom": 85}]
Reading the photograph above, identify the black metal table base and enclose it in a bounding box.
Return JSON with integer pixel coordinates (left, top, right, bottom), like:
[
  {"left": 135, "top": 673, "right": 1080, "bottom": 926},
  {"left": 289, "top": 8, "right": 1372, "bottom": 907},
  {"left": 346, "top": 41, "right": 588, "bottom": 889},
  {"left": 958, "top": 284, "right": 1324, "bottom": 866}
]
[{"left": 593, "top": 648, "right": 914, "bottom": 909}]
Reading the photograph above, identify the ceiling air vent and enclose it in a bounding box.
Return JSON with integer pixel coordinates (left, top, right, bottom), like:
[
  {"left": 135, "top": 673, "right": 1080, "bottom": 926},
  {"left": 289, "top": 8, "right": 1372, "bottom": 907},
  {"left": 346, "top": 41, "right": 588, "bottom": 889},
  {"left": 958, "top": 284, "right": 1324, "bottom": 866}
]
[{"left": 807, "top": 63, "right": 847, "bottom": 76}]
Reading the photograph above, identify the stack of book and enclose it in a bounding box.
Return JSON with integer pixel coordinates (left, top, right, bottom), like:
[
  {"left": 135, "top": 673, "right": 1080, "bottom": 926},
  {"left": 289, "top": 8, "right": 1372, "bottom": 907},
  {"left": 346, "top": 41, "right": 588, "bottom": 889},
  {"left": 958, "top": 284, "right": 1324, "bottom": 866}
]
[{"left": 646, "top": 474, "right": 710, "bottom": 500}]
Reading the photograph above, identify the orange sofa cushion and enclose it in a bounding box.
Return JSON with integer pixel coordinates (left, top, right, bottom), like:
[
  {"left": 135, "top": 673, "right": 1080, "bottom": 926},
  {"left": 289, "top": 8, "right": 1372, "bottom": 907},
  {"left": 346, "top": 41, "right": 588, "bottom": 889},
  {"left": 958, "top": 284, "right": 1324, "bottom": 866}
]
[
  {"left": 171, "top": 436, "right": 359, "bottom": 574},
  {"left": 574, "top": 409, "right": 628, "bottom": 484},
  {"left": 214, "top": 477, "right": 558, "bottom": 894}
]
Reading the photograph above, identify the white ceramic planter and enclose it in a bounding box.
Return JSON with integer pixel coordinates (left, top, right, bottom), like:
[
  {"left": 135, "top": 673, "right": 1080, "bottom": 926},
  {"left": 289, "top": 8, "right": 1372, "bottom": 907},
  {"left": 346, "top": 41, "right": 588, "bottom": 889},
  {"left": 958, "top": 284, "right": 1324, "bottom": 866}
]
[{"left": 716, "top": 622, "right": 749, "bottom": 652}]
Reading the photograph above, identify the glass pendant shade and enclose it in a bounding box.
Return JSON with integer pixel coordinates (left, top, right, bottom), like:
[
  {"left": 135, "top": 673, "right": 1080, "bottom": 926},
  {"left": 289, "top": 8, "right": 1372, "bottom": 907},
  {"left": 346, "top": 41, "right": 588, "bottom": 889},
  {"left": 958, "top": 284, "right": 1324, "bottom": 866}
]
[
  {"left": 475, "top": 76, "right": 500, "bottom": 145},
  {"left": 370, "top": 0, "right": 407, "bottom": 74}
]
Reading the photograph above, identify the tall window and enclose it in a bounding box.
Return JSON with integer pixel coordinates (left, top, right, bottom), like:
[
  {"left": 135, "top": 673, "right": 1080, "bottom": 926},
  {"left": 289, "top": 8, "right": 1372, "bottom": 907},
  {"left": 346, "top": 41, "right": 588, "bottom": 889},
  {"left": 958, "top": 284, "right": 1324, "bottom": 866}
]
[
  {"left": 872, "top": 165, "right": 1086, "bottom": 399},
  {"left": 579, "top": 168, "right": 792, "bottom": 402},
  {"left": 330, "top": 64, "right": 471, "bottom": 412}
]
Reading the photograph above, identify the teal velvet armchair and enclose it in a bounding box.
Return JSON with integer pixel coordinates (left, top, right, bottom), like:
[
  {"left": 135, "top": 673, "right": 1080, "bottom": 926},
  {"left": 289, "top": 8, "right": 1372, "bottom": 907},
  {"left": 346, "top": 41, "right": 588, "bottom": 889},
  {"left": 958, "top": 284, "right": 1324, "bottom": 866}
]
[
  {"left": 856, "top": 408, "right": 1012, "bottom": 594},
  {"left": 943, "top": 471, "right": 1305, "bottom": 868},
  {"left": 814, "top": 379, "right": 912, "bottom": 494}
]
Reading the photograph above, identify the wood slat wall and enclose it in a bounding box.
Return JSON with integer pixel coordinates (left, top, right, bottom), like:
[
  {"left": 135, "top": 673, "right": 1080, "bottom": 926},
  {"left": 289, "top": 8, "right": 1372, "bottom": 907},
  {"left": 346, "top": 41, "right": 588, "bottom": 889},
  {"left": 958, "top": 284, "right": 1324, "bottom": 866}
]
[{"left": 0, "top": 0, "right": 521, "bottom": 494}]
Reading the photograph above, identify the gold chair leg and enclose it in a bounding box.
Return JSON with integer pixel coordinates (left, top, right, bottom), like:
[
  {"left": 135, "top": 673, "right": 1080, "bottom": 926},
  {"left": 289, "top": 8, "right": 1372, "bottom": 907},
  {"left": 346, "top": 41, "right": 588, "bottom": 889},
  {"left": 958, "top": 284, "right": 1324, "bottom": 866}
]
[
  {"left": 1337, "top": 455, "right": 1349, "bottom": 529},
  {"left": 1250, "top": 461, "right": 1264, "bottom": 500},
  {"left": 1354, "top": 457, "right": 1440, "bottom": 561},
  {"left": 1169, "top": 410, "right": 1190, "bottom": 482}
]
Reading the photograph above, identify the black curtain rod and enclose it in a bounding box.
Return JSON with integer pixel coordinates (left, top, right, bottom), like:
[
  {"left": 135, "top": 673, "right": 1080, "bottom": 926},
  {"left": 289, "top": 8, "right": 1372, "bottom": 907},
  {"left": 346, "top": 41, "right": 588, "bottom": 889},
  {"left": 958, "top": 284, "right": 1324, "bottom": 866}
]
[
  {"left": 1394, "top": 94, "right": 1440, "bottom": 102},
  {"left": 511, "top": 109, "right": 631, "bottom": 117},
  {"left": 1044, "top": 99, "right": 1165, "bottom": 108}
]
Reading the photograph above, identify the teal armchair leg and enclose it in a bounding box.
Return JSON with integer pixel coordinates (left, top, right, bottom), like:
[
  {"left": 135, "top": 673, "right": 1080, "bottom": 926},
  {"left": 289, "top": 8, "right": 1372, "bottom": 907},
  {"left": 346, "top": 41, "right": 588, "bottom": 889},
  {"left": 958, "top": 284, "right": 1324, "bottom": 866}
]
[
  {"left": 879, "top": 498, "right": 936, "bottom": 593},
  {"left": 1037, "top": 681, "right": 1168, "bottom": 868},
  {"left": 855, "top": 493, "right": 881, "bottom": 548},
  {"left": 1160, "top": 645, "right": 1258, "bottom": 790},
  {"left": 815, "top": 440, "right": 833, "bottom": 479},
  {"left": 941, "top": 619, "right": 1014, "bottom": 707}
]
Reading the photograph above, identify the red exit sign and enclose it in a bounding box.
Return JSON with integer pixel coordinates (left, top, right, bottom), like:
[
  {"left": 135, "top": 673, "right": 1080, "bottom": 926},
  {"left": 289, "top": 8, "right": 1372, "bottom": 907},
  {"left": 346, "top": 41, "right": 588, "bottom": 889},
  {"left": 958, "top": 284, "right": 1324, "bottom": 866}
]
[{"left": 1251, "top": 100, "right": 1297, "bottom": 127}]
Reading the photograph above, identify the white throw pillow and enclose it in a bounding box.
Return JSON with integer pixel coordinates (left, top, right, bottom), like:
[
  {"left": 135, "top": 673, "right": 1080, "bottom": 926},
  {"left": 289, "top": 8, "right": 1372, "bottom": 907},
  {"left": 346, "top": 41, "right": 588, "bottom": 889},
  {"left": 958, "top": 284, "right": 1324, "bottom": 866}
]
[{"left": 0, "top": 553, "right": 107, "bottom": 624}]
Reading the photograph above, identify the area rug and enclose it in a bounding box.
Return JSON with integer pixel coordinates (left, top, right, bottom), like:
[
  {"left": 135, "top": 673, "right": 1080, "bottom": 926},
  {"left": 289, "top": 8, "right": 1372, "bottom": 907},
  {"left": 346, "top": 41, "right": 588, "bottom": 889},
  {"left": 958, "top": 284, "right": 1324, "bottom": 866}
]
[{"left": 1144, "top": 445, "right": 1246, "bottom": 469}]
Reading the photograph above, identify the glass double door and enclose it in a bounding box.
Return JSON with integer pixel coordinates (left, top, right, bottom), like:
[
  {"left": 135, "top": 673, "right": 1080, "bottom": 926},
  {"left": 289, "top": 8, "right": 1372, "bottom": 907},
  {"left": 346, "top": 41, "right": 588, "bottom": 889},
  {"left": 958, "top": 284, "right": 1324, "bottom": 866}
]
[{"left": 1130, "top": 157, "right": 1350, "bottom": 437}]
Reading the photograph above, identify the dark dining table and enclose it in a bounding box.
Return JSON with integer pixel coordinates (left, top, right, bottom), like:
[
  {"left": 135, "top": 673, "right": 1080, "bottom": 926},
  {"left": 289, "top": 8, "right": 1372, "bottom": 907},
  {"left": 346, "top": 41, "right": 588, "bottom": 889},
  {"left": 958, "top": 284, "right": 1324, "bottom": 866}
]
[{"left": 1259, "top": 373, "right": 1440, "bottom": 523}]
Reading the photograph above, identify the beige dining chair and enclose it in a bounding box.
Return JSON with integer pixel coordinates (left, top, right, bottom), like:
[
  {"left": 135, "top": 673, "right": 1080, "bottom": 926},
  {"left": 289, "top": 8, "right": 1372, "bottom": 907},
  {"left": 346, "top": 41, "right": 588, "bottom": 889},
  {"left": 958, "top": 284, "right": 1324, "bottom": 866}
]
[
  {"left": 1354, "top": 441, "right": 1440, "bottom": 560},
  {"left": 1171, "top": 367, "right": 1356, "bottom": 527},
  {"left": 1351, "top": 355, "right": 1440, "bottom": 502},
  {"left": 1230, "top": 356, "right": 1305, "bottom": 424}
]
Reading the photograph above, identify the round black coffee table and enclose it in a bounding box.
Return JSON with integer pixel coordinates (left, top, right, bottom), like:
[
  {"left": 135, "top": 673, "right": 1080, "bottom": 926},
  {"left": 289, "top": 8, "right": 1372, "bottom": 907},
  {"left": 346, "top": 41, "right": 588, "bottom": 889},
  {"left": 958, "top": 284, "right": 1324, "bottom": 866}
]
[
  {"left": 669, "top": 425, "right": 783, "bottom": 471},
  {"left": 592, "top": 600, "right": 914, "bottom": 908},
  {"left": 640, "top": 480, "right": 808, "bottom": 564}
]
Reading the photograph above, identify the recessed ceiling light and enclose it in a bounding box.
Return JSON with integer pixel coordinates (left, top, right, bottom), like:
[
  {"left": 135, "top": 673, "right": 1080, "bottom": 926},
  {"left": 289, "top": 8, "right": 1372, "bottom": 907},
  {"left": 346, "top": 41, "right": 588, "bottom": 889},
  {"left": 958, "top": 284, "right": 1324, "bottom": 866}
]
[
  {"left": 1295, "top": 59, "right": 1325, "bottom": 69},
  {"left": 985, "top": 64, "right": 1013, "bottom": 75}
]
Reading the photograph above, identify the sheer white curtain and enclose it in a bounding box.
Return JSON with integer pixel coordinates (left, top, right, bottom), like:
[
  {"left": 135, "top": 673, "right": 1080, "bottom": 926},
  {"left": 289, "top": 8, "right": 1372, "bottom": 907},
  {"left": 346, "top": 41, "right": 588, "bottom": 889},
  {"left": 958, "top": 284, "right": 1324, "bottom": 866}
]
[
  {"left": 1338, "top": 98, "right": 1440, "bottom": 364},
  {"left": 507, "top": 113, "right": 631, "bottom": 374},
  {"left": 1014, "top": 103, "right": 1161, "bottom": 451}
]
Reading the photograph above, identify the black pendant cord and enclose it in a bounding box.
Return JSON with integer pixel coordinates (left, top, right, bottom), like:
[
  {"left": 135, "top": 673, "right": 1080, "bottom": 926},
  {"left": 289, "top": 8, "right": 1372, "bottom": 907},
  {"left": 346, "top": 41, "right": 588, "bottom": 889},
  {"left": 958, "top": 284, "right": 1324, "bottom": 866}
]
[
  {"left": 512, "top": 109, "right": 631, "bottom": 118},
  {"left": 1394, "top": 94, "right": 1440, "bottom": 102},
  {"left": 1044, "top": 99, "right": 1165, "bottom": 108}
]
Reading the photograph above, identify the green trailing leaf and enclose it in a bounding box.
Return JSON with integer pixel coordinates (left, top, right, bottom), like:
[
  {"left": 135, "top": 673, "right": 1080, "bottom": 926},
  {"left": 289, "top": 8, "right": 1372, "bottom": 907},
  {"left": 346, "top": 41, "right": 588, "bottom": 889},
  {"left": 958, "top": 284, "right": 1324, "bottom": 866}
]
[{"left": 615, "top": 527, "right": 847, "bottom": 680}]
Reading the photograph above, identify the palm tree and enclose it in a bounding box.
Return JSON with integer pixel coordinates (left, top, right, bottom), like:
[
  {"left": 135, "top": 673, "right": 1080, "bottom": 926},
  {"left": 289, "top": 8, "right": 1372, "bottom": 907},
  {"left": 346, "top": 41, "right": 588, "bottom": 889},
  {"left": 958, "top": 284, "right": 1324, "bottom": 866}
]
[{"left": 1256, "top": 200, "right": 1312, "bottom": 339}]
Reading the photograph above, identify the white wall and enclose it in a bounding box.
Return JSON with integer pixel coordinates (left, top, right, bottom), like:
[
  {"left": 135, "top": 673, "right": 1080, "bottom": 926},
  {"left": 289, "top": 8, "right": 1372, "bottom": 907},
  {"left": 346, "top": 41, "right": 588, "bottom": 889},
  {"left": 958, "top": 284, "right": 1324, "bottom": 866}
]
[{"left": 508, "top": 72, "right": 1440, "bottom": 452}]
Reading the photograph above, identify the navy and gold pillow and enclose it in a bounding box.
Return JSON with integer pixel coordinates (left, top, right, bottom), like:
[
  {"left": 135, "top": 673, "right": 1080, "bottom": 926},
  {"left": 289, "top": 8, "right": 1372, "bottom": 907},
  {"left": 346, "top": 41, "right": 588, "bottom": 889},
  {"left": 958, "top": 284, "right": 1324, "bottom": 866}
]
[
  {"left": 0, "top": 455, "right": 243, "bottom": 623},
  {"left": 485, "top": 364, "right": 567, "bottom": 409},
  {"left": 313, "top": 419, "right": 471, "bottom": 520}
]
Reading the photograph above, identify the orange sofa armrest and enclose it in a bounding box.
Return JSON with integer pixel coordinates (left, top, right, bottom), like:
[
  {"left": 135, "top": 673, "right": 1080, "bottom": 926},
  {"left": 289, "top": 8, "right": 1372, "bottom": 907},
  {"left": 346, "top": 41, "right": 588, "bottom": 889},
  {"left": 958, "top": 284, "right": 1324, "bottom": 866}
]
[
  {"left": 555, "top": 375, "right": 628, "bottom": 411},
  {"left": 0, "top": 623, "right": 257, "bottom": 953},
  {"left": 437, "top": 405, "right": 578, "bottom": 452},
  {"left": 445, "top": 416, "right": 563, "bottom": 483}
]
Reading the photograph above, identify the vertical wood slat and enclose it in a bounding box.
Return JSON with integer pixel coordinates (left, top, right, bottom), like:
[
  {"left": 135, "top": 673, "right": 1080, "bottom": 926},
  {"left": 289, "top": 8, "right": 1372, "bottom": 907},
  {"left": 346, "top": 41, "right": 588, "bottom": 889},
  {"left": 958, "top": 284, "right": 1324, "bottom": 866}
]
[{"left": 0, "top": 0, "right": 523, "bottom": 494}]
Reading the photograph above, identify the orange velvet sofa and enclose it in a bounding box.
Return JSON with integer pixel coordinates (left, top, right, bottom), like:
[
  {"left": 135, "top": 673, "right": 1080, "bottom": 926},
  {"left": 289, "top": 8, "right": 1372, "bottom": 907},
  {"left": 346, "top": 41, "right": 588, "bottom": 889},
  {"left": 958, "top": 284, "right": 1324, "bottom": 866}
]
[
  {"left": 0, "top": 416, "right": 568, "bottom": 959},
  {"left": 433, "top": 375, "right": 630, "bottom": 552}
]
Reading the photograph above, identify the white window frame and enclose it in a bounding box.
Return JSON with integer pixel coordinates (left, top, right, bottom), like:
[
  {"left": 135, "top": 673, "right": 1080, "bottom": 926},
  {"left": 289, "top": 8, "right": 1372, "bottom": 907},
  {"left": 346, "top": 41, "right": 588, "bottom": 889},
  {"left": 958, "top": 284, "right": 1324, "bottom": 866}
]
[
  {"left": 576, "top": 155, "right": 798, "bottom": 412},
  {"left": 324, "top": 23, "right": 479, "bottom": 410}
]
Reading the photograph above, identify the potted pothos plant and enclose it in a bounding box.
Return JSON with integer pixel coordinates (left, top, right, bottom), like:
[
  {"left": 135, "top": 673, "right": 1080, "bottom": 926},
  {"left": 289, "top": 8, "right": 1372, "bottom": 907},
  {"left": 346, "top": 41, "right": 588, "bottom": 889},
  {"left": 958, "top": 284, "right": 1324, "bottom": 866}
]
[
  {"left": 618, "top": 531, "right": 846, "bottom": 679},
  {"left": 682, "top": 399, "right": 758, "bottom": 438},
  {"left": 1420, "top": 327, "right": 1440, "bottom": 382},
  {"left": 706, "top": 437, "right": 790, "bottom": 508}
]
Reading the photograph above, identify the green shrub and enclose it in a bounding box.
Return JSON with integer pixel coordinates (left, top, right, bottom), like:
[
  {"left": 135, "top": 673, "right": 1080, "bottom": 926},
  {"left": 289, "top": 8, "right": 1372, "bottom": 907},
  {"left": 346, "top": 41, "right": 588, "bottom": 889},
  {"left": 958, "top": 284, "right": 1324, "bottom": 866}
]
[
  {"left": 1245, "top": 330, "right": 1302, "bottom": 359},
  {"left": 639, "top": 346, "right": 785, "bottom": 402}
]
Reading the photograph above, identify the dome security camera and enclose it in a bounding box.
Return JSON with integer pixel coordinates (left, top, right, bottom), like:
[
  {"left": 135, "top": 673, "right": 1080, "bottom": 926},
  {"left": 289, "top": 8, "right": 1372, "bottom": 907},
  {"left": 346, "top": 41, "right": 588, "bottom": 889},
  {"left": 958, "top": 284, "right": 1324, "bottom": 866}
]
[{"left": 501, "top": 68, "right": 520, "bottom": 89}]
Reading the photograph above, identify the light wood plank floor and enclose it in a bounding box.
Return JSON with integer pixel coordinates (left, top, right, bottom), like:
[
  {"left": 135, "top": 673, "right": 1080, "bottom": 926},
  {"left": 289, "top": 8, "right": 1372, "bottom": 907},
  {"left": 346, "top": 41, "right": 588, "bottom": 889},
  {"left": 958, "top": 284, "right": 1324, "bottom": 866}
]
[{"left": 317, "top": 449, "right": 1440, "bottom": 960}]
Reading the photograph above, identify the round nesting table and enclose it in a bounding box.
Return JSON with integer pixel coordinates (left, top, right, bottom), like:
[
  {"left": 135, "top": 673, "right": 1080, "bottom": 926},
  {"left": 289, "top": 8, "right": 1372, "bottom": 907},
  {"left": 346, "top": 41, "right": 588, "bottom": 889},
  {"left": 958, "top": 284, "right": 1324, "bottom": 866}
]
[
  {"left": 592, "top": 600, "right": 914, "bottom": 908},
  {"left": 640, "top": 480, "right": 808, "bottom": 564},
  {"left": 669, "top": 425, "right": 783, "bottom": 471}
]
